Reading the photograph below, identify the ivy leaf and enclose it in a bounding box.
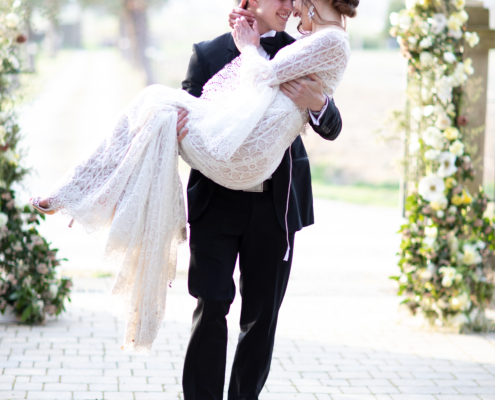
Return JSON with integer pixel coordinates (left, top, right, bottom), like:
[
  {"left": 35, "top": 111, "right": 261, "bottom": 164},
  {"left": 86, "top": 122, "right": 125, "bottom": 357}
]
[{"left": 20, "top": 305, "right": 32, "bottom": 322}]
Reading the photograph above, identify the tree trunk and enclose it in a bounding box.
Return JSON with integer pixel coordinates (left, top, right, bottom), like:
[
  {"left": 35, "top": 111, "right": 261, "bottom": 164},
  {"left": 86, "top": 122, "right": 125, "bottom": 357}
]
[
  {"left": 123, "top": 0, "right": 154, "bottom": 85},
  {"left": 45, "top": 0, "right": 62, "bottom": 58}
]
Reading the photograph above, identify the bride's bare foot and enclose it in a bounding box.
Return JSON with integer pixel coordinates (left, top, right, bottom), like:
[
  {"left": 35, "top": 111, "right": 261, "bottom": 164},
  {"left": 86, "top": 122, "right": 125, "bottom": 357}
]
[{"left": 29, "top": 197, "right": 58, "bottom": 215}]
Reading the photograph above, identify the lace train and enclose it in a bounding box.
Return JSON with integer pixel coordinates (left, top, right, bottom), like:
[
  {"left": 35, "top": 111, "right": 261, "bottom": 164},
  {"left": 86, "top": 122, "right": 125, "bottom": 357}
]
[{"left": 47, "top": 90, "right": 188, "bottom": 354}]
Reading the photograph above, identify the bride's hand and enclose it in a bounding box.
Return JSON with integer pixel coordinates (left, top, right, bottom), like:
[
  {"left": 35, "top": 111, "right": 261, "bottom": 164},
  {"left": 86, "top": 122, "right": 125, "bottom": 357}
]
[{"left": 232, "top": 17, "right": 260, "bottom": 53}]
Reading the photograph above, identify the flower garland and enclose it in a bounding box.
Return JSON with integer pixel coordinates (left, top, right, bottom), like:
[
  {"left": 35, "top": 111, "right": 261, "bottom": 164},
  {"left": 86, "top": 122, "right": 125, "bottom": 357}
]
[
  {"left": 0, "top": 0, "right": 72, "bottom": 324},
  {"left": 389, "top": 0, "right": 495, "bottom": 331}
]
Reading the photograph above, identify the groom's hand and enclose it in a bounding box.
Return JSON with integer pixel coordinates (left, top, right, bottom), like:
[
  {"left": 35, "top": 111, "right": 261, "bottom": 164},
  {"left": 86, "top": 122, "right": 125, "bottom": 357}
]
[
  {"left": 229, "top": 0, "right": 255, "bottom": 28},
  {"left": 281, "top": 73, "right": 326, "bottom": 112},
  {"left": 176, "top": 109, "right": 189, "bottom": 144}
]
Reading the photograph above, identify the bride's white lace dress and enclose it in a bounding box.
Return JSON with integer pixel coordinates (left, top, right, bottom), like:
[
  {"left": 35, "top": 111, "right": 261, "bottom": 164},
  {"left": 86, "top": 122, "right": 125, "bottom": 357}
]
[{"left": 45, "top": 28, "right": 350, "bottom": 354}]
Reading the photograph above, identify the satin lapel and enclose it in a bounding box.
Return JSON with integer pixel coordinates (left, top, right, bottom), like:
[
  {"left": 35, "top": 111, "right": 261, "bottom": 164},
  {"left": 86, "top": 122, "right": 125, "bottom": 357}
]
[
  {"left": 270, "top": 32, "right": 288, "bottom": 60},
  {"left": 226, "top": 33, "right": 240, "bottom": 65}
]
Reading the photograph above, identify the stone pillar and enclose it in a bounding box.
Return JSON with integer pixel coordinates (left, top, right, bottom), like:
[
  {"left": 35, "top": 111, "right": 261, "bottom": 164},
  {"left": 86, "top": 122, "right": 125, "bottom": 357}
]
[{"left": 463, "top": 1, "right": 495, "bottom": 196}]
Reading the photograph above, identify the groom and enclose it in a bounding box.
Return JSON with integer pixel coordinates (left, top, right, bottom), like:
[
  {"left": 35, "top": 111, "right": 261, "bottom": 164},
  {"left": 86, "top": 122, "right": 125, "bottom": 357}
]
[{"left": 179, "top": 0, "right": 342, "bottom": 399}]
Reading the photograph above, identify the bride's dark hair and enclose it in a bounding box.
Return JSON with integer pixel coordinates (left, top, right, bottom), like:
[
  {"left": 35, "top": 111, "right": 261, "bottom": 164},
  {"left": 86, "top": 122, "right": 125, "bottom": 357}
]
[{"left": 298, "top": 0, "right": 359, "bottom": 34}]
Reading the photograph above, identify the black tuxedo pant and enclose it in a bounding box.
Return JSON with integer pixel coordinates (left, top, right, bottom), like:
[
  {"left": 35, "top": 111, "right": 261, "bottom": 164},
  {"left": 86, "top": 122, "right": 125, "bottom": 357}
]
[{"left": 182, "top": 185, "right": 295, "bottom": 400}]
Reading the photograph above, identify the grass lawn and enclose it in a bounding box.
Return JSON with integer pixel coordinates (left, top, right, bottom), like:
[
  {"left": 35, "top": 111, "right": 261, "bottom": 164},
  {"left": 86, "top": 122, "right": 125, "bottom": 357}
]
[{"left": 312, "top": 181, "right": 400, "bottom": 208}]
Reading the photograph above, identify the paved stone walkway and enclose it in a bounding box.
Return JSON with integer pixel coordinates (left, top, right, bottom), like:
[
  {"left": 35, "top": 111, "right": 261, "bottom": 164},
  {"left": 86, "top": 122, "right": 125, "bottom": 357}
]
[{"left": 1, "top": 198, "right": 495, "bottom": 400}]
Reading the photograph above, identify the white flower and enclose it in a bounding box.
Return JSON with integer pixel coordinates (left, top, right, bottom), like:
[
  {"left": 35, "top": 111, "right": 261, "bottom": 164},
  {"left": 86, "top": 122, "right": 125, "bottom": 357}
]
[
  {"left": 419, "top": 36, "right": 433, "bottom": 48},
  {"left": 443, "top": 52, "right": 456, "bottom": 63},
  {"left": 5, "top": 13, "right": 20, "bottom": 29},
  {"left": 460, "top": 244, "right": 482, "bottom": 265},
  {"left": 437, "top": 152, "right": 457, "bottom": 178},
  {"left": 446, "top": 103, "right": 456, "bottom": 116},
  {"left": 448, "top": 205, "right": 458, "bottom": 215},
  {"left": 439, "top": 266, "right": 457, "bottom": 287},
  {"left": 475, "top": 240, "right": 486, "bottom": 250},
  {"left": 447, "top": 14, "right": 463, "bottom": 32},
  {"left": 464, "top": 58, "right": 474, "bottom": 75},
  {"left": 427, "top": 263, "right": 437, "bottom": 275},
  {"left": 412, "top": 107, "right": 423, "bottom": 121},
  {"left": 420, "top": 268, "right": 433, "bottom": 281},
  {"left": 431, "top": 13, "right": 447, "bottom": 35},
  {"left": 425, "top": 226, "right": 438, "bottom": 238},
  {"left": 437, "top": 210, "right": 445, "bottom": 218},
  {"left": 455, "top": 292, "right": 470, "bottom": 311},
  {"left": 419, "top": 174, "right": 446, "bottom": 201},
  {"left": 425, "top": 149, "right": 440, "bottom": 160},
  {"left": 431, "top": 194, "right": 448, "bottom": 211},
  {"left": 449, "top": 140, "right": 465, "bottom": 156},
  {"left": 420, "top": 51, "right": 433, "bottom": 66},
  {"left": 442, "top": 276, "right": 453, "bottom": 287},
  {"left": 399, "top": 274, "right": 409, "bottom": 284},
  {"left": 408, "top": 36, "right": 418, "bottom": 45},
  {"left": 390, "top": 12, "right": 400, "bottom": 27},
  {"left": 435, "top": 76, "right": 453, "bottom": 103},
  {"left": 30, "top": 235, "right": 44, "bottom": 246},
  {"left": 423, "top": 105, "right": 435, "bottom": 117},
  {"left": 465, "top": 32, "right": 480, "bottom": 48},
  {"left": 423, "top": 126, "right": 444, "bottom": 149},
  {"left": 36, "top": 263, "right": 49, "bottom": 274},
  {"left": 451, "top": 63, "right": 467, "bottom": 87},
  {"left": 435, "top": 113, "right": 452, "bottom": 131},
  {"left": 452, "top": 0, "right": 466, "bottom": 10},
  {"left": 3, "top": 149, "right": 17, "bottom": 165},
  {"left": 456, "top": 10, "right": 469, "bottom": 24},
  {"left": 423, "top": 236, "right": 436, "bottom": 248},
  {"left": 49, "top": 283, "right": 59, "bottom": 299},
  {"left": 409, "top": 139, "right": 421, "bottom": 154},
  {"left": 0, "top": 126, "right": 6, "bottom": 146},
  {"left": 419, "top": 20, "right": 430, "bottom": 32},
  {"left": 0, "top": 213, "right": 8, "bottom": 228},
  {"left": 449, "top": 236, "right": 460, "bottom": 254},
  {"left": 9, "top": 56, "right": 19, "bottom": 70},
  {"left": 399, "top": 14, "right": 412, "bottom": 30},
  {"left": 448, "top": 29, "right": 463, "bottom": 39},
  {"left": 443, "top": 127, "right": 459, "bottom": 140}
]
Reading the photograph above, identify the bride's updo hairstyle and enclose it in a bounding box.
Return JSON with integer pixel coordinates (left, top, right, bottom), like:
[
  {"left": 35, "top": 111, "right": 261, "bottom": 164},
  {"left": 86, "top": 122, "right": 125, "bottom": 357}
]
[
  {"left": 298, "top": 0, "right": 359, "bottom": 34},
  {"left": 333, "top": 0, "right": 359, "bottom": 18}
]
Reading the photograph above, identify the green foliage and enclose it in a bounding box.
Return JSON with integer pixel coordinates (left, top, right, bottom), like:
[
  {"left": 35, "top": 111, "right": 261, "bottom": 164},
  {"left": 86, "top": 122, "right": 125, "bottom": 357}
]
[
  {"left": 397, "top": 190, "right": 494, "bottom": 331},
  {"left": 0, "top": 189, "right": 72, "bottom": 324},
  {"left": 390, "top": 0, "right": 495, "bottom": 331},
  {"left": 0, "top": 0, "right": 72, "bottom": 324}
]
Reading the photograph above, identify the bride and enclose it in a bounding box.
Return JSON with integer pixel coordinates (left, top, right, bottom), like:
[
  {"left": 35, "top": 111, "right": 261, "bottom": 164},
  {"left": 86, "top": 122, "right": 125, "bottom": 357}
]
[{"left": 30, "top": 0, "right": 354, "bottom": 353}]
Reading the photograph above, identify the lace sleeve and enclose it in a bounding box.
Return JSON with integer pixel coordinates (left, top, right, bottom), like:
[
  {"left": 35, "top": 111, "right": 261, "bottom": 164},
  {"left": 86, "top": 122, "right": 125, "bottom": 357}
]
[{"left": 240, "top": 29, "right": 349, "bottom": 88}]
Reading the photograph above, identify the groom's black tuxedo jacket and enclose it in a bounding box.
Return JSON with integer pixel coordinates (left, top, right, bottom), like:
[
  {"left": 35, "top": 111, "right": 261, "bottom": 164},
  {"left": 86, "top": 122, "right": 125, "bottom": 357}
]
[{"left": 182, "top": 31, "right": 342, "bottom": 233}]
